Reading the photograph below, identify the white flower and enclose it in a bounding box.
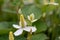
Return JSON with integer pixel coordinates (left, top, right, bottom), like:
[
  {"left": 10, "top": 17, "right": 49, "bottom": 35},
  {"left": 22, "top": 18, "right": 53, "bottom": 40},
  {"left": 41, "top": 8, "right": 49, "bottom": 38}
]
[
  {"left": 13, "top": 14, "right": 37, "bottom": 36},
  {"left": 48, "top": 2, "right": 59, "bottom": 5},
  {"left": 48, "top": 0, "right": 59, "bottom": 5},
  {"left": 13, "top": 24, "right": 37, "bottom": 36},
  {"left": 28, "top": 13, "right": 37, "bottom": 22},
  {"left": 43, "top": 0, "right": 59, "bottom": 5}
]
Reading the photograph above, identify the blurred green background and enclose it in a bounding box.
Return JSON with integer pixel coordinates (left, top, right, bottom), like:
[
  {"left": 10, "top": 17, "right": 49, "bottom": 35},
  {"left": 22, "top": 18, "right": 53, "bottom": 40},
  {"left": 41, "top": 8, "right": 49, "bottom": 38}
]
[{"left": 0, "top": 0, "right": 60, "bottom": 40}]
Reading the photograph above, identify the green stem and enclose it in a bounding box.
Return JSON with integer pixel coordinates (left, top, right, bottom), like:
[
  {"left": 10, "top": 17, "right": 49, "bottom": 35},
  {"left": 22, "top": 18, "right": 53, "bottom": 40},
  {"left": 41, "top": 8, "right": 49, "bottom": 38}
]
[
  {"left": 27, "top": 32, "right": 32, "bottom": 40},
  {"left": 51, "top": 24, "right": 56, "bottom": 40},
  {"left": 27, "top": 22, "right": 32, "bottom": 40}
]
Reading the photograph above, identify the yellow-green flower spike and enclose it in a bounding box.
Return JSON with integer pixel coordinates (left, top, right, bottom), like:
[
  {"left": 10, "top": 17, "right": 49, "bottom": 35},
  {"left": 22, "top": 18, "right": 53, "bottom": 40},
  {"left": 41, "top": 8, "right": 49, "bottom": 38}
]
[
  {"left": 9, "top": 31, "right": 14, "bottom": 40},
  {"left": 43, "top": 0, "right": 48, "bottom": 5},
  {"left": 20, "top": 14, "right": 25, "bottom": 27},
  {"left": 50, "top": 0, "right": 54, "bottom": 3}
]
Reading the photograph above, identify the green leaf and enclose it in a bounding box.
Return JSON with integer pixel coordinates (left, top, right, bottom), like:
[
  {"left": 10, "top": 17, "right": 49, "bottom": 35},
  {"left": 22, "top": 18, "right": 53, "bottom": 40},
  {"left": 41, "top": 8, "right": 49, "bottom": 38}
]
[
  {"left": 22, "top": 5, "right": 42, "bottom": 19},
  {"left": 0, "top": 13, "right": 18, "bottom": 21},
  {"left": 0, "top": 35, "right": 26, "bottom": 40},
  {"left": 55, "top": 36, "right": 60, "bottom": 40},
  {"left": 41, "top": 5, "right": 58, "bottom": 12},
  {"left": 33, "top": 19, "right": 48, "bottom": 33},
  {"left": 2, "top": 0, "right": 21, "bottom": 13},
  {"left": 31, "top": 33, "right": 47, "bottom": 40},
  {"left": 0, "top": 22, "right": 16, "bottom": 35},
  {"left": 47, "top": 5, "right": 58, "bottom": 12},
  {"left": 15, "top": 36, "right": 26, "bottom": 40}
]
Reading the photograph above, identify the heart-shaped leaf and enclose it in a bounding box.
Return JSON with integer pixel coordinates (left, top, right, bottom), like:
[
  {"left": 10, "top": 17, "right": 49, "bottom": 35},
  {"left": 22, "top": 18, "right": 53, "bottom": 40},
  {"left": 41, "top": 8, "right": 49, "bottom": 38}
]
[
  {"left": 22, "top": 5, "right": 42, "bottom": 19},
  {"left": 31, "top": 33, "right": 47, "bottom": 40},
  {"left": 32, "top": 19, "right": 48, "bottom": 33}
]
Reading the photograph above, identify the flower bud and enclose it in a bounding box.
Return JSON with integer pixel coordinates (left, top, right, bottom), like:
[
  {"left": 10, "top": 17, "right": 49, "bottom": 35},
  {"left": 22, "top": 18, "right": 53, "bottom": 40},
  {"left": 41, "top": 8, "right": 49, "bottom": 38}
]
[
  {"left": 28, "top": 13, "right": 34, "bottom": 22},
  {"left": 9, "top": 31, "right": 14, "bottom": 40},
  {"left": 18, "top": 9, "right": 22, "bottom": 14}
]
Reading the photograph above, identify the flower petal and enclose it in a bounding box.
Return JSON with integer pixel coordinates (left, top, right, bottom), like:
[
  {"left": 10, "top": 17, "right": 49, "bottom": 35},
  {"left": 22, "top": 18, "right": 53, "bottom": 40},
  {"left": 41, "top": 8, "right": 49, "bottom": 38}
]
[
  {"left": 13, "top": 24, "right": 21, "bottom": 29},
  {"left": 14, "top": 29, "right": 23, "bottom": 36},
  {"left": 32, "top": 19, "right": 37, "bottom": 22},
  {"left": 30, "top": 13, "right": 34, "bottom": 20},
  {"left": 28, "top": 13, "right": 34, "bottom": 21},
  {"left": 23, "top": 27, "right": 37, "bottom": 32}
]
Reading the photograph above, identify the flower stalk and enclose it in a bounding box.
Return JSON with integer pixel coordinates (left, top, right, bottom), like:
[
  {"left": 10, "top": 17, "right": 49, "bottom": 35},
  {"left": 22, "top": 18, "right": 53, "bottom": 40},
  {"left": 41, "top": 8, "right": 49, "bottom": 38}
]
[
  {"left": 27, "top": 13, "right": 36, "bottom": 40},
  {"left": 27, "top": 29, "right": 32, "bottom": 40}
]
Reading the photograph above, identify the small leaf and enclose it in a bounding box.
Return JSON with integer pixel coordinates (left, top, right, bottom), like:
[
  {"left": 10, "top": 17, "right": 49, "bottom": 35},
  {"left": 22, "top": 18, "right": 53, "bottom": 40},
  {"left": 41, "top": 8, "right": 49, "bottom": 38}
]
[
  {"left": 33, "top": 19, "right": 48, "bottom": 33},
  {"left": 0, "top": 22, "right": 17, "bottom": 35},
  {"left": 31, "top": 33, "right": 47, "bottom": 40}
]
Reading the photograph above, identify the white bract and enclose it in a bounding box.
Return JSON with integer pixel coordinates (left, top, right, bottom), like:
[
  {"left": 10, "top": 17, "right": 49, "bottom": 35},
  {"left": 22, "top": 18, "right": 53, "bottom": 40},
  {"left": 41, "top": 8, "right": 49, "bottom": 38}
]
[
  {"left": 13, "top": 24, "right": 37, "bottom": 36},
  {"left": 43, "top": 0, "right": 59, "bottom": 5},
  {"left": 13, "top": 14, "right": 37, "bottom": 36},
  {"left": 48, "top": 2, "right": 59, "bottom": 5},
  {"left": 48, "top": 0, "right": 59, "bottom": 5},
  {"left": 28, "top": 13, "right": 37, "bottom": 22}
]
